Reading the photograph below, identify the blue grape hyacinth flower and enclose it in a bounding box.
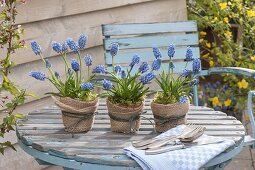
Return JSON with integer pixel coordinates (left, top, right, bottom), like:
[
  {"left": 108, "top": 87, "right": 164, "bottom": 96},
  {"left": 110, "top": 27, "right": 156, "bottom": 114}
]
[
  {"left": 214, "top": 106, "right": 221, "bottom": 111},
  {"left": 80, "top": 82, "right": 94, "bottom": 90},
  {"left": 45, "top": 59, "right": 52, "bottom": 68},
  {"left": 129, "top": 54, "right": 140, "bottom": 68},
  {"left": 61, "top": 42, "right": 68, "bottom": 53},
  {"left": 153, "top": 47, "right": 162, "bottom": 59},
  {"left": 223, "top": 84, "right": 229, "bottom": 92},
  {"left": 114, "top": 65, "right": 122, "bottom": 73},
  {"left": 140, "top": 72, "right": 155, "bottom": 85},
  {"left": 222, "top": 105, "right": 227, "bottom": 110},
  {"left": 181, "top": 69, "right": 192, "bottom": 77},
  {"left": 102, "top": 79, "right": 112, "bottom": 90},
  {"left": 170, "top": 62, "right": 175, "bottom": 69},
  {"left": 71, "top": 59, "right": 80, "bottom": 72},
  {"left": 78, "top": 34, "right": 87, "bottom": 49},
  {"left": 231, "top": 97, "right": 237, "bottom": 102},
  {"left": 168, "top": 44, "right": 175, "bottom": 58},
  {"left": 121, "top": 70, "right": 126, "bottom": 79},
  {"left": 54, "top": 71, "right": 60, "bottom": 79},
  {"left": 184, "top": 47, "right": 194, "bottom": 61},
  {"left": 29, "top": 71, "right": 46, "bottom": 81},
  {"left": 110, "top": 43, "right": 119, "bottom": 56},
  {"left": 66, "top": 38, "right": 79, "bottom": 53},
  {"left": 52, "top": 41, "right": 62, "bottom": 54},
  {"left": 192, "top": 58, "right": 201, "bottom": 72},
  {"left": 179, "top": 96, "right": 188, "bottom": 104},
  {"left": 139, "top": 62, "right": 149, "bottom": 73},
  {"left": 190, "top": 79, "right": 199, "bottom": 86},
  {"left": 31, "top": 41, "right": 42, "bottom": 55},
  {"left": 93, "top": 65, "right": 107, "bottom": 74},
  {"left": 84, "top": 55, "right": 92, "bottom": 66},
  {"left": 151, "top": 59, "right": 161, "bottom": 71},
  {"left": 67, "top": 68, "right": 72, "bottom": 75}
]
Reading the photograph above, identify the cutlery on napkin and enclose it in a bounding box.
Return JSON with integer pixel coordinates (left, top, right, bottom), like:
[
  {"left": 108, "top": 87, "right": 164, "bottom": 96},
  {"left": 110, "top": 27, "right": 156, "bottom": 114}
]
[{"left": 145, "top": 138, "right": 225, "bottom": 154}]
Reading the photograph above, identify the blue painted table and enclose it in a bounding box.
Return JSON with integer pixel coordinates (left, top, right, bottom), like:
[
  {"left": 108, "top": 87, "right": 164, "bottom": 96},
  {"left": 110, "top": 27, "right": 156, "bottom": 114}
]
[{"left": 16, "top": 99, "right": 245, "bottom": 170}]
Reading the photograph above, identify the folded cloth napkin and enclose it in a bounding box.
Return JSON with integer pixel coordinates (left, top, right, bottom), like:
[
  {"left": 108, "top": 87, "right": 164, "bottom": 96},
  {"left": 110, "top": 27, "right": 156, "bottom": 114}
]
[{"left": 124, "top": 125, "right": 235, "bottom": 170}]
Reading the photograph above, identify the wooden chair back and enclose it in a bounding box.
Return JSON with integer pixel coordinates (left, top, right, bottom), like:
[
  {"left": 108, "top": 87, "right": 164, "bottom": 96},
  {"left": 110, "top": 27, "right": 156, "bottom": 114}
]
[{"left": 102, "top": 21, "right": 200, "bottom": 74}]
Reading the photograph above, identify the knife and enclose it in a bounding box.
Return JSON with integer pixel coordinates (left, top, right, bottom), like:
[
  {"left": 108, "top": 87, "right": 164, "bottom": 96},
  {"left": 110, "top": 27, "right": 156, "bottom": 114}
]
[{"left": 145, "top": 139, "right": 224, "bottom": 155}]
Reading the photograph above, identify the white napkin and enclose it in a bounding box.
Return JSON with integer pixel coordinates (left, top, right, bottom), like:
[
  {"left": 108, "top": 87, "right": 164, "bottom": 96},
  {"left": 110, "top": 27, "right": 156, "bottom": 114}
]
[{"left": 124, "top": 125, "right": 235, "bottom": 170}]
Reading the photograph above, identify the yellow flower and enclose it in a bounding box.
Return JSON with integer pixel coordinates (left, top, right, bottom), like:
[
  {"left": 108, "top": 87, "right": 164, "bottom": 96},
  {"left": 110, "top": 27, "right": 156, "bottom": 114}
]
[
  {"left": 224, "top": 31, "right": 232, "bottom": 39},
  {"left": 224, "top": 99, "right": 232, "bottom": 107},
  {"left": 247, "top": 10, "right": 255, "bottom": 17},
  {"left": 224, "top": 17, "right": 229, "bottom": 23},
  {"left": 203, "top": 53, "right": 210, "bottom": 58},
  {"left": 238, "top": 79, "right": 248, "bottom": 89},
  {"left": 200, "top": 31, "right": 207, "bottom": 36},
  {"left": 206, "top": 42, "right": 211, "bottom": 48},
  {"left": 199, "top": 38, "right": 204, "bottom": 43},
  {"left": 237, "top": 4, "right": 243, "bottom": 10},
  {"left": 212, "top": 97, "right": 221, "bottom": 107},
  {"left": 219, "top": 3, "right": 227, "bottom": 10},
  {"left": 209, "top": 60, "right": 214, "bottom": 67},
  {"left": 245, "top": 114, "right": 250, "bottom": 121},
  {"left": 251, "top": 56, "right": 255, "bottom": 61},
  {"left": 213, "top": 17, "right": 218, "bottom": 22}
]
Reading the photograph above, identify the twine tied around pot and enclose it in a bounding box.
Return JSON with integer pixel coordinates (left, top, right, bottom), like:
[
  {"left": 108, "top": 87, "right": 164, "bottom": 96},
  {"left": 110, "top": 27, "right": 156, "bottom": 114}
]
[
  {"left": 61, "top": 111, "right": 97, "bottom": 131},
  {"left": 151, "top": 101, "right": 189, "bottom": 133},
  {"left": 153, "top": 114, "right": 186, "bottom": 125},
  {"left": 52, "top": 96, "right": 98, "bottom": 133},
  {"left": 108, "top": 111, "right": 150, "bottom": 133}
]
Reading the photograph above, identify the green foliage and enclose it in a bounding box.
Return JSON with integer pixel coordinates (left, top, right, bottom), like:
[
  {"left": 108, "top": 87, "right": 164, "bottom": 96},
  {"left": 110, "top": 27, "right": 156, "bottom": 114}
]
[
  {"left": 154, "top": 70, "right": 192, "bottom": 104},
  {"left": 32, "top": 39, "right": 97, "bottom": 102},
  {"left": 0, "top": 0, "right": 27, "bottom": 154},
  {"left": 47, "top": 71, "right": 96, "bottom": 102},
  {"left": 101, "top": 43, "right": 153, "bottom": 106},
  {"left": 188, "top": 0, "right": 255, "bottom": 111},
  {"left": 106, "top": 69, "right": 149, "bottom": 106}
]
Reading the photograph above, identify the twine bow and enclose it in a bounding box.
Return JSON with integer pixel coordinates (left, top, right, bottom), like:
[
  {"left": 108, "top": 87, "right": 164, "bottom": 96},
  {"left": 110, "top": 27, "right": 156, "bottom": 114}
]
[
  {"left": 108, "top": 111, "right": 143, "bottom": 132},
  {"left": 62, "top": 111, "right": 97, "bottom": 132},
  {"left": 153, "top": 114, "right": 186, "bottom": 125}
]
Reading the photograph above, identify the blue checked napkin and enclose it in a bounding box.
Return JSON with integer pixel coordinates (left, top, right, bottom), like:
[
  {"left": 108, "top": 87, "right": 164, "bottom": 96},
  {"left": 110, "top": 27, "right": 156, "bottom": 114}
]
[{"left": 124, "top": 125, "right": 235, "bottom": 170}]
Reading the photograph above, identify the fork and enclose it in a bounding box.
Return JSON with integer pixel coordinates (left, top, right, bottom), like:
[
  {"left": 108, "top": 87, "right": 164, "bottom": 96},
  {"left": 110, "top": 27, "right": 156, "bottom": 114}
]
[
  {"left": 145, "top": 138, "right": 224, "bottom": 155},
  {"left": 134, "top": 124, "right": 201, "bottom": 150},
  {"left": 144, "top": 125, "right": 202, "bottom": 149},
  {"left": 180, "top": 125, "right": 205, "bottom": 142},
  {"left": 132, "top": 124, "right": 195, "bottom": 148}
]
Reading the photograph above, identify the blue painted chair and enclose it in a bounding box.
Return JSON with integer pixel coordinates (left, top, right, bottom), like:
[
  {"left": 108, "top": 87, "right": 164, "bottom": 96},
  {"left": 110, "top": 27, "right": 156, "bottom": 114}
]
[
  {"left": 247, "top": 91, "right": 255, "bottom": 148},
  {"left": 102, "top": 21, "right": 255, "bottom": 147}
]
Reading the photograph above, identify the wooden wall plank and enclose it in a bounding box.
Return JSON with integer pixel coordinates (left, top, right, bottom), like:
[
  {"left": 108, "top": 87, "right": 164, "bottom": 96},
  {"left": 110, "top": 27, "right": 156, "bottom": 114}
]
[
  {"left": 107, "top": 61, "right": 194, "bottom": 74},
  {"left": 16, "top": 0, "right": 155, "bottom": 24},
  {"left": 105, "top": 47, "right": 200, "bottom": 65},
  {"left": 104, "top": 33, "right": 199, "bottom": 50},
  {"left": 7, "top": 0, "right": 187, "bottom": 66},
  {"left": 102, "top": 21, "right": 197, "bottom": 36}
]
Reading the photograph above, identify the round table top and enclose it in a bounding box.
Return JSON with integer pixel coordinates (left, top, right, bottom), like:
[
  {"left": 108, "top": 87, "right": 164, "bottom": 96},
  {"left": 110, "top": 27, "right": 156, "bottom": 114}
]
[{"left": 17, "top": 99, "right": 245, "bottom": 170}]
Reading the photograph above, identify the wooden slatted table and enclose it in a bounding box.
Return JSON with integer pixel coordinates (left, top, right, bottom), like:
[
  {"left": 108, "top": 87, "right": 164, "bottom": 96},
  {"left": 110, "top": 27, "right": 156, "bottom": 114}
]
[{"left": 16, "top": 99, "right": 245, "bottom": 170}]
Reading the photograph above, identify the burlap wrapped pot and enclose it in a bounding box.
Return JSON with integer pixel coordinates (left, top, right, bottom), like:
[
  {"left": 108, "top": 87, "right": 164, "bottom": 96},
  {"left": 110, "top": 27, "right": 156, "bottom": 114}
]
[
  {"left": 151, "top": 101, "right": 189, "bottom": 133},
  {"left": 53, "top": 96, "right": 98, "bottom": 133},
  {"left": 106, "top": 99, "right": 144, "bottom": 133}
]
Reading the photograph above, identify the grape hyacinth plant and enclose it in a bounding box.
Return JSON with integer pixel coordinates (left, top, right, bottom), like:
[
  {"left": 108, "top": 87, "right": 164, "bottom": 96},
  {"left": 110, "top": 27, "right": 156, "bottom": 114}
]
[
  {"left": 29, "top": 34, "right": 96, "bottom": 101},
  {"left": 153, "top": 45, "right": 201, "bottom": 105},
  {"left": 96, "top": 42, "right": 156, "bottom": 106}
]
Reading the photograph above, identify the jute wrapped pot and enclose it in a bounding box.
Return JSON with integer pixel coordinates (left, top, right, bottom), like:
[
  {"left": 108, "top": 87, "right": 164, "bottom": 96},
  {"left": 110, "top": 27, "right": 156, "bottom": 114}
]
[
  {"left": 53, "top": 97, "right": 98, "bottom": 133},
  {"left": 151, "top": 101, "right": 189, "bottom": 133},
  {"left": 106, "top": 98, "right": 144, "bottom": 133}
]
